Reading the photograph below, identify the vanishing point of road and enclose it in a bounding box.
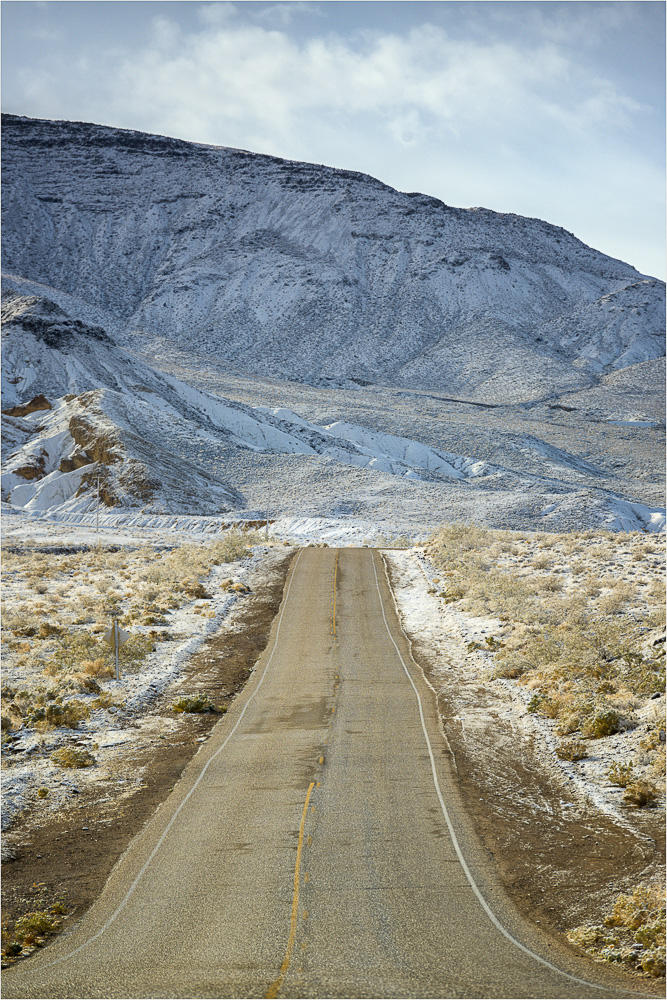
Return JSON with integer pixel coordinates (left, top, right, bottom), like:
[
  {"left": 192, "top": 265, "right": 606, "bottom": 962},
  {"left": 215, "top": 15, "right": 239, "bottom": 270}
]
[{"left": 2, "top": 549, "right": 642, "bottom": 999}]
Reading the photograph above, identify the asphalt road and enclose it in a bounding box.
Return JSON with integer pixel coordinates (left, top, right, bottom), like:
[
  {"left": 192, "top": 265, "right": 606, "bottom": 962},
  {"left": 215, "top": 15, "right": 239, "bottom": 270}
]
[{"left": 2, "top": 548, "right": 641, "bottom": 999}]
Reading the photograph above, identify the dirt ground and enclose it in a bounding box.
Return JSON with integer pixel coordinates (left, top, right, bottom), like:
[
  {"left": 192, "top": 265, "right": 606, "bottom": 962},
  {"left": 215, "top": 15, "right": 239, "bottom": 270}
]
[
  {"left": 403, "top": 625, "right": 665, "bottom": 991},
  {"left": 1, "top": 551, "right": 294, "bottom": 965},
  {"left": 436, "top": 683, "right": 665, "bottom": 930}
]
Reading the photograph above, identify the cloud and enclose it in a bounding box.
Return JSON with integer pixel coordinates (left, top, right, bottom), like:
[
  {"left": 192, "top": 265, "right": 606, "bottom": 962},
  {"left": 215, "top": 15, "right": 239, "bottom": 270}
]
[
  {"left": 28, "top": 24, "right": 65, "bottom": 43},
  {"left": 251, "top": 3, "right": 323, "bottom": 28},
  {"left": 197, "top": 2, "right": 239, "bottom": 28},
  {"left": 104, "top": 16, "right": 647, "bottom": 152}
]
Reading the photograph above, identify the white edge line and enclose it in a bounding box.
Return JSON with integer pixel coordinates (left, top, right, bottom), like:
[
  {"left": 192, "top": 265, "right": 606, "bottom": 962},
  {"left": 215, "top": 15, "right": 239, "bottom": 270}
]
[
  {"left": 373, "top": 550, "right": 626, "bottom": 997},
  {"left": 28, "top": 549, "right": 305, "bottom": 973}
]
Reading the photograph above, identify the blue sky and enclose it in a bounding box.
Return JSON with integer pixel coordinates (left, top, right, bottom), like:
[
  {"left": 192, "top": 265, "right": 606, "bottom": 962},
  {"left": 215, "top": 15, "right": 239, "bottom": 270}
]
[{"left": 2, "top": 1, "right": 665, "bottom": 278}]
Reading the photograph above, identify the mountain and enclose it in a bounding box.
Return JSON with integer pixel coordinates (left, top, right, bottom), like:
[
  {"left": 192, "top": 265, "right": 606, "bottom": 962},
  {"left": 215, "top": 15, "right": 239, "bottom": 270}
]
[
  {"left": 0, "top": 291, "right": 506, "bottom": 518},
  {"left": 2, "top": 114, "right": 664, "bottom": 402},
  {"left": 1, "top": 288, "right": 663, "bottom": 534},
  {"left": 1, "top": 115, "right": 664, "bottom": 535}
]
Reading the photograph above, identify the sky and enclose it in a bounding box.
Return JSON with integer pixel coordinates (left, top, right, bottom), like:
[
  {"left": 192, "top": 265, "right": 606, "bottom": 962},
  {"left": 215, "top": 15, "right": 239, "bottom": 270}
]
[{"left": 2, "top": 1, "right": 665, "bottom": 279}]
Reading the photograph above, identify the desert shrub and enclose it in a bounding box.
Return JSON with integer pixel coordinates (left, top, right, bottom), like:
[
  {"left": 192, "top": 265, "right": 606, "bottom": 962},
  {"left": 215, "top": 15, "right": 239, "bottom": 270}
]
[
  {"left": 172, "top": 694, "right": 217, "bottom": 714},
  {"left": 493, "top": 660, "right": 526, "bottom": 679},
  {"left": 623, "top": 656, "right": 665, "bottom": 697},
  {"left": 606, "top": 884, "right": 665, "bottom": 932},
  {"left": 581, "top": 709, "right": 621, "bottom": 739},
  {"left": 29, "top": 700, "right": 90, "bottom": 729},
  {"left": 37, "top": 623, "right": 62, "bottom": 639},
  {"left": 640, "top": 729, "right": 663, "bottom": 752},
  {"left": 44, "top": 633, "right": 103, "bottom": 674},
  {"left": 651, "top": 748, "right": 666, "bottom": 777},
  {"left": 209, "top": 529, "right": 255, "bottom": 564},
  {"left": 483, "top": 635, "right": 503, "bottom": 650},
  {"left": 555, "top": 713, "right": 582, "bottom": 736},
  {"left": 527, "top": 693, "right": 547, "bottom": 714},
  {"left": 555, "top": 739, "right": 588, "bottom": 761},
  {"left": 567, "top": 924, "right": 617, "bottom": 950},
  {"left": 569, "top": 883, "right": 665, "bottom": 977},
  {"left": 640, "top": 949, "right": 666, "bottom": 977},
  {"left": 177, "top": 578, "right": 212, "bottom": 599},
  {"left": 582, "top": 576, "right": 602, "bottom": 598},
  {"left": 623, "top": 780, "right": 659, "bottom": 808},
  {"left": 600, "top": 591, "right": 628, "bottom": 615},
  {"left": 117, "top": 633, "right": 154, "bottom": 669},
  {"left": 13, "top": 911, "right": 57, "bottom": 945},
  {"left": 10, "top": 620, "right": 38, "bottom": 638},
  {"left": 442, "top": 582, "right": 467, "bottom": 603},
  {"left": 43, "top": 631, "right": 153, "bottom": 679},
  {"left": 607, "top": 761, "right": 634, "bottom": 786},
  {"left": 91, "top": 691, "right": 119, "bottom": 709},
  {"left": 51, "top": 746, "right": 95, "bottom": 768},
  {"left": 75, "top": 674, "right": 101, "bottom": 693},
  {"left": 82, "top": 657, "right": 113, "bottom": 678}
]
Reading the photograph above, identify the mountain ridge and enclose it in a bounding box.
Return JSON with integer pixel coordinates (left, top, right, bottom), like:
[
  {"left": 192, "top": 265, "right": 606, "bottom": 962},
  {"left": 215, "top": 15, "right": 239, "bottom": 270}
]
[{"left": 3, "top": 113, "right": 663, "bottom": 401}]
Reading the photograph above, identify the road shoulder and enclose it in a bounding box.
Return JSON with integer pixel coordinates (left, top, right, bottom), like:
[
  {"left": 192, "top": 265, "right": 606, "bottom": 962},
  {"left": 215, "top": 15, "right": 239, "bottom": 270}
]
[
  {"left": 1, "top": 550, "right": 294, "bottom": 969},
  {"left": 383, "top": 548, "right": 665, "bottom": 995}
]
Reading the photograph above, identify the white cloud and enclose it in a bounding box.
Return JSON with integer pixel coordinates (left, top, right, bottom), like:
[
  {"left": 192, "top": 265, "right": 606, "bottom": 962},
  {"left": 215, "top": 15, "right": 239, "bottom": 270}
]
[
  {"left": 251, "top": 2, "right": 322, "bottom": 28},
  {"left": 106, "top": 16, "right": 646, "bottom": 150},
  {"left": 197, "top": 3, "right": 239, "bottom": 28}
]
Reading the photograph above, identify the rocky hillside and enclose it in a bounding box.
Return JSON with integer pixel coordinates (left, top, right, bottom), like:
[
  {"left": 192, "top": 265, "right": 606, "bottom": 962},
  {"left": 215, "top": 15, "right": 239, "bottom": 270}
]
[
  {"left": 1, "top": 291, "right": 509, "bottom": 518},
  {"left": 2, "top": 114, "right": 664, "bottom": 400}
]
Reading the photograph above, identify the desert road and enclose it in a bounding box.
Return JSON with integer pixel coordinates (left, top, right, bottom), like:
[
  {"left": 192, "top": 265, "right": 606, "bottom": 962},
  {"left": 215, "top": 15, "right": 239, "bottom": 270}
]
[{"left": 2, "top": 548, "right": 640, "bottom": 999}]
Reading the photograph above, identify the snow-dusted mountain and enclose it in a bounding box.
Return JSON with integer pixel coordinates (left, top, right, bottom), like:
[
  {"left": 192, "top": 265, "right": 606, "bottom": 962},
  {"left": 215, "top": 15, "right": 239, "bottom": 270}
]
[
  {"left": 1, "top": 291, "right": 505, "bottom": 518},
  {"left": 2, "top": 114, "right": 664, "bottom": 400},
  {"left": 1, "top": 289, "right": 663, "bottom": 534},
  {"left": 2, "top": 115, "right": 664, "bottom": 535}
]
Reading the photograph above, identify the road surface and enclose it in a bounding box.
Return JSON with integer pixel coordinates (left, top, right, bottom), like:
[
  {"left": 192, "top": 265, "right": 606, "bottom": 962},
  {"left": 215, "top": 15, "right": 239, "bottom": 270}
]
[{"left": 3, "top": 548, "right": 639, "bottom": 998}]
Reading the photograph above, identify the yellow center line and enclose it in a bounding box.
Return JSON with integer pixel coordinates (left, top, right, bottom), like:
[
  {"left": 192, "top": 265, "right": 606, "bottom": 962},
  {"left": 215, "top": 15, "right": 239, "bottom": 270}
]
[
  {"left": 265, "top": 781, "right": 316, "bottom": 999},
  {"left": 332, "top": 551, "right": 339, "bottom": 636}
]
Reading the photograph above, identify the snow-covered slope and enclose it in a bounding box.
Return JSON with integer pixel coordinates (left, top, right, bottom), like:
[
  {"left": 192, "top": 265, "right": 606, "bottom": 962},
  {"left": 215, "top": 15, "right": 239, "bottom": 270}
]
[
  {"left": 2, "top": 114, "right": 664, "bottom": 401},
  {"left": 2, "top": 289, "right": 663, "bottom": 534},
  {"left": 1, "top": 292, "right": 503, "bottom": 517}
]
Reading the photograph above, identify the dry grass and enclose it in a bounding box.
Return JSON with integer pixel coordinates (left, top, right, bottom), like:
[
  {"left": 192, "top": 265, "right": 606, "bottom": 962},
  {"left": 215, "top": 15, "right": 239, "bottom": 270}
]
[
  {"left": 424, "top": 523, "right": 665, "bottom": 771},
  {"left": 568, "top": 882, "right": 665, "bottom": 977},
  {"left": 1, "top": 529, "right": 258, "bottom": 736},
  {"left": 50, "top": 746, "right": 96, "bottom": 768}
]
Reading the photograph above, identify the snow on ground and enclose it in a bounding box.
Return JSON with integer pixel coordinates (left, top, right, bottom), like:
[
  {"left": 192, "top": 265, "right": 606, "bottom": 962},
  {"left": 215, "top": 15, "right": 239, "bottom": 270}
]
[
  {"left": 2, "top": 291, "right": 664, "bottom": 540},
  {"left": 0, "top": 514, "right": 290, "bottom": 832},
  {"left": 2, "top": 499, "right": 664, "bottom": 844},
  {"left": 384, "top": 546, "right": 665, "bottom": 827}
]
